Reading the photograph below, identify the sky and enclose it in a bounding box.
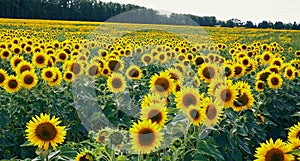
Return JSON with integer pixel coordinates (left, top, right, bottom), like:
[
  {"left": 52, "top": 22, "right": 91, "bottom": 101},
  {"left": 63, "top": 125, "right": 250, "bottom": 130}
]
[{"left": 99, "top": 0, "right": 300, "bottom": 24}]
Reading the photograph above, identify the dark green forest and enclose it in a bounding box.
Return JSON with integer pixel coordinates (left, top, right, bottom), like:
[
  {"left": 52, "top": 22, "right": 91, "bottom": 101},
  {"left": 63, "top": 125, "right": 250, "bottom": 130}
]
[{"left": 0, "top": 0, "right": 300, "bottom": 29}]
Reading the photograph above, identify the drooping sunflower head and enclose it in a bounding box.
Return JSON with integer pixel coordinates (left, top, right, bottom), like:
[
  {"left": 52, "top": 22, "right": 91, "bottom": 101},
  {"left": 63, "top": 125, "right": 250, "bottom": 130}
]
[
  {"left": 150, "top": 71, "right": 174, "bottom": 97},
  {"left": 25, "top": 113, "right": 67, "bottom": 151},
  {"left": 175, "top": 86, "right": 200, "bottom": 110},
  {"left": 140, "top": 102, "right": 168, "bottom": 129},
  {"left": 129, "top": 119, "right": 163, "bottom": 154},
  {"left": 126, "top": 65, "right": 142, "bottom": 80},
  {"left": 254, "top": 138, "right": 293, "bottom": 161},
  {"left": 184, "top": 105, "right": 205, "bottom": 126},
  {"left": 107, "top": 72, "right": 126, "bottom": 93}
]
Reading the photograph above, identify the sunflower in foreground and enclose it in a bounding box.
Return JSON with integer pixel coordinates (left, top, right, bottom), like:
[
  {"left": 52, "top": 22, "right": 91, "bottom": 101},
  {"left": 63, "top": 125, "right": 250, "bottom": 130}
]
[
  {"left": 75, "top": 149, "right": 96, "bottom": 161},
  {"left": 150, "top": 71, "right": 173, "bottom": 97},
  {"left": 107, "top": 72, "right": 126, "bottom": 93},
  {"left": 0, "top": 68, "right": 8, "bottom": 87},
  {"left": 198, "top": 63, "right": 219, "bottom": 83},
  {"left": 203, "top": 99, "right": 223, "bottom": 127},
  {"left": 267, "top": 73, "right": 283, "bottom": 89},
  {"left": 175, "top": 86, "right": 200, "bottom": 110},
  {"left": 140, "top": 102, "right": 167, "bottom": 129},
  {"left": 288, "top": 122, "right": 300, "bottom": 141},
  {"left": 130, "top": 119, "right": 163, "bottom": 154},
  {"left": 4, "top": 75, "right": 21, "bottom": 93},
  {"left": 25, "top": 113, "right": 67, "bottom": 151},
  {"left": 184, "top": 105, "right": 206, "bottom": 126},
  {"left": 254, "top": 138, "right": 293, "bottom": 161}
]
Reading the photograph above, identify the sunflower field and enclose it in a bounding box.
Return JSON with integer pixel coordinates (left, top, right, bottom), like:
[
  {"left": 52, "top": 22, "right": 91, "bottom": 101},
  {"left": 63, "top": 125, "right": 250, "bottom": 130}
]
[{"left": 1, "top": 17, "right": 300, "bottom": 161}]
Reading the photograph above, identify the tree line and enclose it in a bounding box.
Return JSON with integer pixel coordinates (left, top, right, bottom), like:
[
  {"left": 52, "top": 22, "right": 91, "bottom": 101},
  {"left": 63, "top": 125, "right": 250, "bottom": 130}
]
[{"left": 1, "top": 0, "right": 300, "bottom": 30}]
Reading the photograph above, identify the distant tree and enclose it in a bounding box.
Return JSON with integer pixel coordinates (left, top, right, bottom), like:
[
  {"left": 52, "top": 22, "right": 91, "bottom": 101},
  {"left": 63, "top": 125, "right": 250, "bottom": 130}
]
[
  {"left": 258, "top": 21, "right": 269, "bottom": 28},
  {"left": 274, "top": 21, "right": 284, "bottom": 29},
  {"left": 245, "top": 21, "right": 254, "bottom": 28}
]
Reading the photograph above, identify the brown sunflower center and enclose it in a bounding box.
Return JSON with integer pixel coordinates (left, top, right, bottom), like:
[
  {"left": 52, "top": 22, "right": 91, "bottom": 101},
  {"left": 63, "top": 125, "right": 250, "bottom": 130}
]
[
  {"left": 195, "top": 57, "right": 204, "bottom": 66},
  {"left": 182, "top": 93, "right": 197, "bottom": 107},
  {"left": 265, "top": 148, "right": 284, "bottom": 161},
  {"left": 66, "top": 73, "right": 73, "bottom": 79},
  {"left": 264, "top": 54, "right": 270, "bottom": 61},
  {"left": 20, "top": 65, "right": 31, "bottom": 73},
  {"left": 234, "top": 66, "right": 242, "bottom": 75},
  {"left": 138, "top": 128, "right": 155, "bottom": 146},
  {"left": 0, "top": 73, "right": 5, "bottom": 83},
  {"left": 35, "top": 122, "right": 57, "bottom": 141},
  {"left": 260, "top": 72, "right": 271, "bottom": 81},
  {"left": 108, "top": 60, "right": 121, "bottom": 71},
  {"left": 271, "top": 77, "right": 279, "bottom": 85},
  {"left": 88, "top": 65, "right": 98, "bottom": 76},
  {"left": 143, "top": 56, "right": 151, "bottom": 63},
  {"left": 148, "top": 109, "right": 163, "bottom": 124},
  {"left": 221, "top": 89, "right": 232, "bottom": 102},
  {"left": 190, "top": 109, "right": 200, "bottom": 120},
  {"left": 112, "top": 78, "right": 122, "bottom": 89},
  {"left": 79, "top": 154, "right": 92, "bottom": 161},
  {"left": 14, "top": 59, "right": 22, "bottom": 67},
  {"left": 155, "top": 78, "right": 170, "bottom": 92},
  {"left": 203, "top": 67, "right": 215, "bottom": 79},
  {"left": 206, "top": 104, "right": 217, "bottom": 120},
  {"left": 287, "top": 69, "right": 293, "bottom": 77},
  {"left": 24, "top": 75, "right": 34, "bottom": 84},
  {"left": 3, "top": 51, "right": 9, "bottom": 57},
  {"left": 8, "top": 79, "right": 18, "bottom": 89},
  {"left": 71, "top": 63, "right": 81, "bottom": 75},
  {"left": 36, "top": 55, "right": 45, "bottom": 64},
  {"left": 234, "top": 93, "right": 249, "bottom": 107},
  {"left": 258, "top": 82, "right": 264, "bottom": 89},
  {"left": 45, "top": 71, "right": 53, "bottom": 78},
  {"left": 59, "top": 53, "right": 66, "bottom": 60},
  {"left": 129, "top": 68, "right": 139, "bottom": 78},
  {"left": 102, "top": 69, "right": 109, "bottom": 75}
]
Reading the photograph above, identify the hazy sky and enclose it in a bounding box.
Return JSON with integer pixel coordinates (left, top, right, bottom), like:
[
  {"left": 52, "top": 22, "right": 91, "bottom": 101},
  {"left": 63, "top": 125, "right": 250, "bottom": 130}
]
[{"left": 100, "top": 0, "right": 300, "bottom": 24}]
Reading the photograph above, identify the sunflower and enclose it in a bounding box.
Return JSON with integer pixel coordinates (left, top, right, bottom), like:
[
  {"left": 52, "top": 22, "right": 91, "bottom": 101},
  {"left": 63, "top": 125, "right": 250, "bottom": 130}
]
[
  {"left": 232, "top": 81, "right": 254, "bottom": 111},
  {"left": 32, "top": 52, "right": 48, "bottom": 68},
  {"left": 194, "top": 55, "right": 205, "bottom": 66},
  {"left": 255, "top": 80, "right": 265, "bottom": 92},
  {"left": 271, "top": 57, "right": 284, "bottom": 68},
  {"left": 4, "top": 75, "right": 21, "bottom": 93},
  {"left": 284, "top": 66, "right": 296, "bottom": 80},
  {"left": 233, "top": 63, "right": 245, "bottom": 78},
  {"left": 15, "top": 61, "right": 35, "bottom": 75},
  {"left": 149, "top": 71, "right": 173, "bottom": 97},
  {"left": 198, "top": 63, "right": 219, "bottom": 83},
  {"left": 224, "top": 64, "right": 234, "bottom": 78},
  {"left": 184, "top": 105, "right": 205, "bottom": 126},
  {"left": 166, "top": 67, "right": 184, "bottom": 83},
  {"left": 256, "top": 70, "right": 271, "bottom": 82},
  {"left": 142, "top": 54, "right": 153, "bottom": 65},
  {"left": 130, "top": 119, "right": 163, "bottom": 154},
  {"left": 41, "top": 67, "right": 56, "bottom": 82},
  {"left": 0, "top": 48, "right": 12, "bottom": 59},
  {"left": 68, "top": 61, "right": 84, "bottom": 77},
  {"left": 286, "top": 138, "right": 300, "bottom": 161},
  {"left": 254, "top": 138, "right": 293, "bottom": 161},
  {"left": 267, "top": 73, "right": 283, "bottom": 89},
  {"left": 20, "top": 71, "right": 38, "bottom": 89},
  {"left": 57, "top": 50, "right": 68, "bottom": 62},
  {"left": 0, "top": 68, "right": 8, "bottom": 87},
  {"left": 261, "top": 51, "right": 273, "bottom": 65},
  {"left": 75, "top": 149, "right": 96, "bottom": 161},
  {"left": 203, "top": 99, "right": 223, "bottom": 127},
  {"left": 288, "top": 122, "right": 300, "bottom": 141},
  {"left": 10, "top": 55, "right": 24, "bottom": 71},
  {"left": 107, "top": 72, "right": 126, "bottom": 93},
  {"left": 140, "top": 102, "right": 167, "bottom": 129},
  {"left": 48, "top": 68, "right": 63, "bottom": 87},
  {"left": 101, "top": 66, "right": 111, "bottom": 77},
  {"left": 107, "top": 58, "right": 124, "bottom": 72},
  {"left": 207, "top": 77, "right": 227, "bottom": 96},
  {"left": 215, "top": 83, "right": 237, "bottom": 108},
  {"left": 25, "top": 113, "right": 66, "bottom": 150},
  {"left": 86, "top": 63, "right": 101, "bottom": 77},
  {"left": 175, "top": 85, "right": 200, "bottom": 110},
  {"left": 63, "top": 71, "right": 74, "bottom": 83},
  {"left": 126, "top": 65, "right": 142, "bottom": 80}
]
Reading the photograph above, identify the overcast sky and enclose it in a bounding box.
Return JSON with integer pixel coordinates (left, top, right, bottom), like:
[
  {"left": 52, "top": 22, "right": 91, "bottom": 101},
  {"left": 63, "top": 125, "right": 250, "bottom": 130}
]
[{"left": 99, "top": 0, "right": 300, "bottom": 24}]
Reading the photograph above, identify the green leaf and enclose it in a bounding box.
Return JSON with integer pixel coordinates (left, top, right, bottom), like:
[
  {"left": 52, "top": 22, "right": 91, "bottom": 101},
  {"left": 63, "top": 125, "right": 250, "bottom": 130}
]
[{"left": 196, "top": 139, "right": 224, "bottom": 161}]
